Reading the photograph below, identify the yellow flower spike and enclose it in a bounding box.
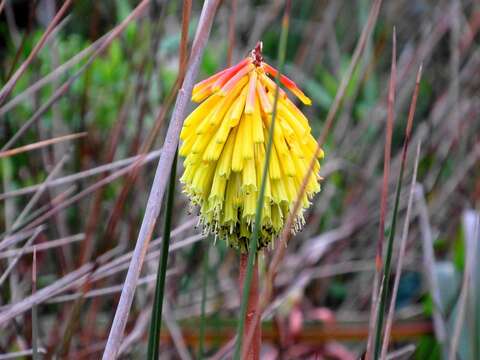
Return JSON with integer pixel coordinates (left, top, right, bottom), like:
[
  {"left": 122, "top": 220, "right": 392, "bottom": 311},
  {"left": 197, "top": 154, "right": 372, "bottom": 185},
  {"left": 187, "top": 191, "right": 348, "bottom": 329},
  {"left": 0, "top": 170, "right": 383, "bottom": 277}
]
[{"left": 180, "top": 42, "right": 324, "bottom": 251}]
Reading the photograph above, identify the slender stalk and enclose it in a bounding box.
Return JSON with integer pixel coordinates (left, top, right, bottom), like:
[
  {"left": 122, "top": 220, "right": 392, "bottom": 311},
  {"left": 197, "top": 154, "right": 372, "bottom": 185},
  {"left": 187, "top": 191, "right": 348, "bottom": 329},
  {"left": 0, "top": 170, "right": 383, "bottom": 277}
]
[
  {"left": 147, "top": 150, "right": 178, "bottom": 359},
  {"left": 0, "top": 132, "right": 86, "bottom": 159},
  {"left": 233, "top": 2, "right": 291, "bottom": 359},
  {"left": 198, "top": 246, "right": 209, "bottom": 359}
]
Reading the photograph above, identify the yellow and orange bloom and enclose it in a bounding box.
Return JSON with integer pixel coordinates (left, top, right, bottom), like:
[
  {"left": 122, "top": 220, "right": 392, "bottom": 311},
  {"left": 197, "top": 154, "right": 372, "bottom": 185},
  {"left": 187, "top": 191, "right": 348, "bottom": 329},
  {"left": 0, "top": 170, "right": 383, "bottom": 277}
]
[{"left": 180, "top": 43, "right": 323, "bottom": 251}]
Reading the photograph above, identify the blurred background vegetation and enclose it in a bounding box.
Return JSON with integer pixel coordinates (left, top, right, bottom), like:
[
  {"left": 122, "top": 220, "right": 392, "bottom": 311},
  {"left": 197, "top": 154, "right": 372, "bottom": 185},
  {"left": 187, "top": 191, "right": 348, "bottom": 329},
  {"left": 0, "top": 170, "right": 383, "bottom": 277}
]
[{"left": 0, "top": 0, "right": 479, "bottom": 359}]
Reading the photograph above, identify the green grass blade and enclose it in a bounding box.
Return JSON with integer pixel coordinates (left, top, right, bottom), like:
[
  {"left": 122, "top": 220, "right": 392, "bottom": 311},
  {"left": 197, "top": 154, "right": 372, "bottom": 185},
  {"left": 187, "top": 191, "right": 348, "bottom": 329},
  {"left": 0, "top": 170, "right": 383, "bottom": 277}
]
[
  {"left": 147, "top": 149, "right": 178, "bottom": 360},
  {"left": 232, "top": 3, "right": 291, "bottom": 359},
  {"left": 373, "top": 156, "right": 405, "bottom": 360}
]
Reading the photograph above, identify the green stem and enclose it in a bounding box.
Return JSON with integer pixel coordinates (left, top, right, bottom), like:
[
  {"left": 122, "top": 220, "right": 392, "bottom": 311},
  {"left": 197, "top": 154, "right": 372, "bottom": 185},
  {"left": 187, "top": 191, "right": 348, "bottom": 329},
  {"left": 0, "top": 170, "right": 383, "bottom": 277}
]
[
  {"left": 147, "top": 149, "right": 178, "bottom": 360},
  {"left": 373, "top": 153, "right": 406, "bottom": 359},
  {"left": 232, "top": 3, "right": 290, "bottom": 359}
]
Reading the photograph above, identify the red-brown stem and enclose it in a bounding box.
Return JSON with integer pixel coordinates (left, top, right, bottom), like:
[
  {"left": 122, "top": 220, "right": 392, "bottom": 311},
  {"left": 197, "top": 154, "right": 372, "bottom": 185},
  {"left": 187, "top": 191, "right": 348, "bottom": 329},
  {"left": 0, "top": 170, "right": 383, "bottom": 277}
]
[{"left": 239, "top": 253, "right": 261, "bottom": 360}]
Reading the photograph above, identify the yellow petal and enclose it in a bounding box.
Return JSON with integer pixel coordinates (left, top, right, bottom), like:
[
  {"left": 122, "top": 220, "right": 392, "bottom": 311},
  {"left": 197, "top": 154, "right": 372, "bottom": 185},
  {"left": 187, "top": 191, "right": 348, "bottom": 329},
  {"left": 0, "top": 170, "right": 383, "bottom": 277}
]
[
  {"left": 245, "top": 70, "right": 257, "bottom": 114},
  {"left": 242, "top": 114, "right": 254, "bottom": 160},
  {"left": 271, "top": 178, "right": 289, "bottom": 204},
  {"left": 280, "top": 151, "right": 296, "bottom": 177},
  {"left": 228, "top": 86, "right": 248, "bottom": 128},
  {"left": 197, "top": 76, "right": 248, "bottom": 134},
  {"left": 223, "top": 172, "right": 241, "bottom": 224},
  {"left": 256, "top": 82, "right": 272, "bottom": 114},
  {"left": 192, "top": 128, "right": 216, "bottom": 154},
  {"left": 278, "top": 101, "right": 310, "bottom": 137},
  {"left": 209, "top": 172, "right": 227, "bottom": 204},
  {"left": 284, "top": 97, "right": 310, "bottom": 129},
  {"left": 232, "top": 119, "right": 245, "bottom": 172},
  {"left": 243, "top": 191, "right": 256, "bottom": 218},
  {"left": 183, "top": 93, "right": 222, "bottom": 128},
  {"left": 179, "top": 133, "right": 195, "bottom": 156},
  {"left": 217, "top": 127, "right": 236, "bottom": 177},
  {"left": 203, "top": 137, "right": 225, "bottom": 161},
  {"left": 252, "top": 94, "right": 264, "bottom": 143},
  {"left": 242, "top": 158, "right": 256, "bottom": 194},
  {"left": 259, "top": 73, "right": 287, "bottom": 100},
  {"left": 219, "top": 63, "right": 254, "bottom": 95},
  {"left": 262, "top": 127, "right": 281, "bottom": 180}
]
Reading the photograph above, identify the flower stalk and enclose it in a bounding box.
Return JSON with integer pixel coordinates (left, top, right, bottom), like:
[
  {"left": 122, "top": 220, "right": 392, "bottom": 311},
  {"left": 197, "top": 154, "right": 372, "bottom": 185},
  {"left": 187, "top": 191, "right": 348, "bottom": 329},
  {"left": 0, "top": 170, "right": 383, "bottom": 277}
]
[{"left": 239, "top": 254, "right": 260, "bottom": 359}]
